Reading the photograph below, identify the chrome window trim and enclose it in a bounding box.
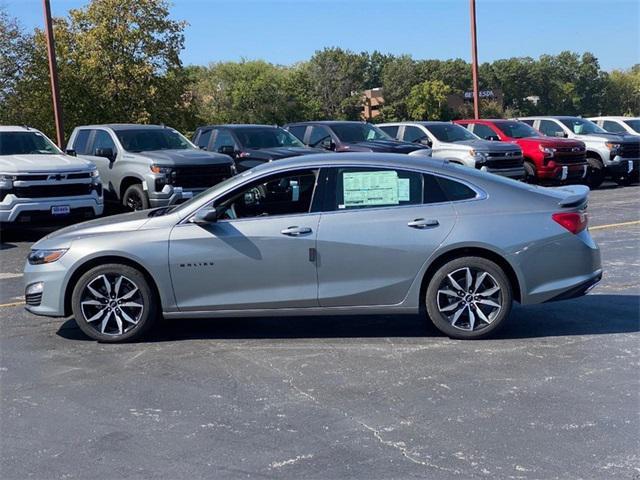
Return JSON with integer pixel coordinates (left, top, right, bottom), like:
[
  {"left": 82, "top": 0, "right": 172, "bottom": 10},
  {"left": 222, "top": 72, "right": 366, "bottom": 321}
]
[{"left": 179, "top": 162, "right": 487, "bottom": 225}]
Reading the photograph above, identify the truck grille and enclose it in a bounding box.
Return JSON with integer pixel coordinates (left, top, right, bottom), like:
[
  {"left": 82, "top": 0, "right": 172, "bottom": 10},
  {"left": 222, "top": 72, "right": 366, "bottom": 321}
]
[
  {"left": 14, "top": 184, "right": 94, "bottom": 198},
  {"left": 173, "top": 165, "right": 233, "bottom": 189},
  {"left": 484, "top": 157, "right": 524, "bottom": 169},
  {"left": 554, "top": 146, "right": 587, "bottom": 164},
  {"left": 620, "top": 142, "right": 640, "bottom": 158}
]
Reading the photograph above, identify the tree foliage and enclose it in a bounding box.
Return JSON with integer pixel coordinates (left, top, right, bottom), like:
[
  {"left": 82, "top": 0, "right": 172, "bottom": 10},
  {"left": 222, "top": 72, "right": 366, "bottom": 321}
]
[{"left": 1, "top": 1, "right": 637, "bottom": 138}]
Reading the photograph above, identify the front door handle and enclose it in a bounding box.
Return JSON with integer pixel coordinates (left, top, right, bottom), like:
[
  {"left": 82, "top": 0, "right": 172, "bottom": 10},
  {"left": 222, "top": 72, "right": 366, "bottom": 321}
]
[
  {"left": 281, "top": 226, "right": 313, "bottom": 236},
  {"left": 408, "top": 218, "right": 439, "bottom": 229}
]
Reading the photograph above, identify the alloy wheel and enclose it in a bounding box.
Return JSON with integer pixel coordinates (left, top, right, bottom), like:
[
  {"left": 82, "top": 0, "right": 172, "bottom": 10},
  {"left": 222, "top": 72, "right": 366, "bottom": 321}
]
[
  {"left": 436, "top": 267, "right": 502, "bottom": 332},
  {"left": 126, "top": 192, "right": 143, "bottom": 211},
  {"left": 80, "top": 273, "right": 144, "bottom": 336}
]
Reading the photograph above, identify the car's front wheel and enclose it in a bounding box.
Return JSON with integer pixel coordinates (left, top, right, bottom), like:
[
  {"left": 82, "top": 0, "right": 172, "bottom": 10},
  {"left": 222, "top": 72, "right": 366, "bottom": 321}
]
[
  {"left": 71, "top": 264, "right": 157, "bottom": 342},
  {"left": 425, "top": 256, "right": 513, "bottom": 339},
  {"left": 122, "top": 184, "right": 149, "bottom": 211}
]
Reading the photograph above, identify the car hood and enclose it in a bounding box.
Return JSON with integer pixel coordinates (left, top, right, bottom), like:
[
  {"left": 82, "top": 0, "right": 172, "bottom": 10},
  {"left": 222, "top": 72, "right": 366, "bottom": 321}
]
[
  {"left": 243, "top": 146, "right": 324, "bottom": 160},
  {"left": 34, "top": 210, "right": 155, "bottom": 248},
  {"left": 135, "top": 149, "right": 233, "bottom": 166},
  {"left": 573, "top": 132, "right": 638, "bottom": 143},
  {"left": 344, "top": 139, "right": 430, "bottom": 154},
  {"left": 454, "top": 139, "right": 521, "bottom": 153},
  {"left": 0, "top": 154, "right": 95, "bottom": 174}
]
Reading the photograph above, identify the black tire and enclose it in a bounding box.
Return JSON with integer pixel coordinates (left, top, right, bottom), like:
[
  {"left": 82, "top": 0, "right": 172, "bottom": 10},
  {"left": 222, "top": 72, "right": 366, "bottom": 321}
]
[
  {"left": 585, "top": 156, "right": 605, "bottom": 189},
  {"left": 122, "top": 183, "right": 149, "bottom": 211},
  {"left": 630, "top": 170, "right": 640, "bottom": 184},
  {"left": 71, "top": 264, "right": 157, "bottom": 342},
  {"left": 425, "top": 256, "right": 513, "bottom": 340},
  {"left": 523, "top": 161, "right": 537, "bottom": 184}
]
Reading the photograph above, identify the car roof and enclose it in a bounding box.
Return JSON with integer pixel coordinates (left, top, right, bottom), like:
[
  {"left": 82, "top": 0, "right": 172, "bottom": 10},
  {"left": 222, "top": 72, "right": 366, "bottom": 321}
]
[
  {"left": 285, "top": 121, "right": 369, "bottom": 126},
  {"left": 198, "top": 124, "right": 282, "bottom": 130},
  {"left": 379, "top": 121, "right": 458, "bottom": 127},
  {"left": 589, "top": 116, "right": 639, "bottom": 121},
  {"left": 75, "top": 124, "right": 175, "bottom": 131},
  {"left": 519, "top": 116, "right": 581, "bottom": 120},
  {"left": 249, "top": 152, "right": 446, "bottom": 172},
  {"left": 0, "top": 125, "right": 41, "bottom": 132}
]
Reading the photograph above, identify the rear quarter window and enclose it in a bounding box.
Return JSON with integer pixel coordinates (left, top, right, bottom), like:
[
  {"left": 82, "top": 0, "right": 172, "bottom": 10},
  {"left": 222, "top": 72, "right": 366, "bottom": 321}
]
[{"left": 436, "top": 176, "right": 477, "bottom": 201}]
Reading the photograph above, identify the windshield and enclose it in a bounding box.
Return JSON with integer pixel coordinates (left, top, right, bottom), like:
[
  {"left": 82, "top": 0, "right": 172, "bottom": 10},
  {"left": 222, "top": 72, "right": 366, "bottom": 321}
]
[
  {"left": 426, "top": 123, "right": 478, "bottom": 142},
  {"left": 330, "top": 123, "right": 391, "bottom": 143},
  {"left": 559, "top": 118, "right": 606, "bottom": 135},
  {"left": 623, "top": 119, "right": 640, "bottom": 133},
  {"left": 115, "top": 128, "right": 193, "bottom": 152},
  {"left": 235, "top": 127, "right": 304, "bottom": 149},
  {"left": 494, "top": 121, "right": 540, "bottom": 139},
  {"left": 0, "top": 131, "right": 61, "bottom": 155}
]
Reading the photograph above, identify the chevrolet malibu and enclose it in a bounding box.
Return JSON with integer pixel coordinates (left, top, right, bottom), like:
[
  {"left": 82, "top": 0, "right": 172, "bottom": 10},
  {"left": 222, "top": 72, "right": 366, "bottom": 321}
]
[{"left": 23, "top": 153, "right": 602, "bottom": 342}]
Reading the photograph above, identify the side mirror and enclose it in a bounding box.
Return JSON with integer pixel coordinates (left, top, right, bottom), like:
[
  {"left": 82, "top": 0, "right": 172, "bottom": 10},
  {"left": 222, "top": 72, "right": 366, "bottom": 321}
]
[
  {"left": 487, "top": 135, "right": 500, "bottom": 141},
  {"left": 218, "top": 145, "right": 236, "bottom": 157},
  {"left": 554, "top": 131, "right": 567, "bottom": 138},
  {"left": 65, "top": 148, "right": 76, "bottom": 156},
  {"left": 190, "top": 207, "right": 220, "bottom": 225},
  {"left": 321, "top": 139, "right": 336, "bottom": 151},
  {"left": 95, "top": 147, "right": 115, "bottom": 161}
]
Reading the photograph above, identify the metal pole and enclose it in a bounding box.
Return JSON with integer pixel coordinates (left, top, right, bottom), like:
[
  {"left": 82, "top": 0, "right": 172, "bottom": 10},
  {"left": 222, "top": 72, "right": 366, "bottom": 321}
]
[
  {"left": 470, "top": 0, "right": 480, "bottom": 119},
  {"left": 42, "top": 0, "right": 64, "bottom": 147}
]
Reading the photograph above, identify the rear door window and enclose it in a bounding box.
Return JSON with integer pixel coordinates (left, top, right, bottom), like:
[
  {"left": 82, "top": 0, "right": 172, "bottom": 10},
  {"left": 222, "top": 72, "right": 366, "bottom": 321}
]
[
  {"left": 602, "top": 120, "right": 626, "bottom": 133},
  {"left": 328, "top": 167, "right": 423, "bottom": 211}
]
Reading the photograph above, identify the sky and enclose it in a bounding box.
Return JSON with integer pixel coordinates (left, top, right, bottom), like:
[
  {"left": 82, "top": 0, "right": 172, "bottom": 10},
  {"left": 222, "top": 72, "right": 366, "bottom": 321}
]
[{"left": 5, "top": 0, "right": 640, "bottom": 71}]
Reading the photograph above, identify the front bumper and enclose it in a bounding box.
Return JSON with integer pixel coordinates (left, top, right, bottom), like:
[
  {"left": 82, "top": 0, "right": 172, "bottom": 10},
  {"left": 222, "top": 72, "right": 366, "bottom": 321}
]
[
  {"left": 606, "top": 157, "right": 639, "bottom": 175},
  {"left": 23, "top": 256, "right": 72, "bottom": 317},
  {"left": 481, "top": 166, "right": 525, "bottom": 179},
  {"left": 147, "top": 184, "right": 206, "bottom": 208},
  {"left": 0, "top": 195, "right": 103, "bottom": 224},
  {"left": 538, "top": 163, "right": 588, "bottom": 181}
]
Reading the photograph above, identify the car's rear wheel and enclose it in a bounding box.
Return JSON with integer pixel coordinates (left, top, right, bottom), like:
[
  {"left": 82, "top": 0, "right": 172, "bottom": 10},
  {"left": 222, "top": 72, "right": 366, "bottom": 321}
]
[
  {"left": 71, "top": 264, "right": 157, "bottom": 342},
  {"left": 122, "top": 184, "right": 149, "bottom": 211},
  {"left": 585, "top": 156, "right": 604, "bottom": 189},
  {"left": 425, "top": 256, "right": 512, "bottom": 339},
  {"left": 523, "top": 161, "right": 537, "bottom": 184}
]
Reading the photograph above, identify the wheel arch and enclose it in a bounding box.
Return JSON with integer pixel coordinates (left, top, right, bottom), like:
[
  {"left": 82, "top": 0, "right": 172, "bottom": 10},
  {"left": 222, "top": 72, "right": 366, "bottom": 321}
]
[
  {"left": 63, "top": 255, "right": 162, "bottom": 317},
  {"left": 119, "top": 176, "right": 144, "bottom": 200},
  {"left": 418, "top": 246, "right": 522, "bottom": 306}
]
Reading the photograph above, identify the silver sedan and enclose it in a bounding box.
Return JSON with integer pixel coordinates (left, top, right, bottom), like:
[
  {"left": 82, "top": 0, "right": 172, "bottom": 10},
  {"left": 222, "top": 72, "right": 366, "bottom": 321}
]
[{"left": 23, "top": 153, "right": 602, "bottom": 342}]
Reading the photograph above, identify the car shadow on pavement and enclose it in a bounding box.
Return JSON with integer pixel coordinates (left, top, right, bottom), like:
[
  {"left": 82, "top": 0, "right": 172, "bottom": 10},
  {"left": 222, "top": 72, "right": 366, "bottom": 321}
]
[{"left": 56, "top": 293, "right": 639, "bottom": 342}]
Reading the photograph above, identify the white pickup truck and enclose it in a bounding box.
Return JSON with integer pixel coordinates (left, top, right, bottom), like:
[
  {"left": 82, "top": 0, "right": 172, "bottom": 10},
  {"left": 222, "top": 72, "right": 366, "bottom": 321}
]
[{"left": 0, "top": 126, "right": 103, "bottom": 226}]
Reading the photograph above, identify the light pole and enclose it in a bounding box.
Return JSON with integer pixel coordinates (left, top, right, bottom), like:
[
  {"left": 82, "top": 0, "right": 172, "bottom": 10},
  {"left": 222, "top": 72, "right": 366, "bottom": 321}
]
[
  {"left": 470, "top": 0, "right": 480, "bottom": 119},
  {"left": 42, "top": 0, "right": 64, "bottom": 147}
]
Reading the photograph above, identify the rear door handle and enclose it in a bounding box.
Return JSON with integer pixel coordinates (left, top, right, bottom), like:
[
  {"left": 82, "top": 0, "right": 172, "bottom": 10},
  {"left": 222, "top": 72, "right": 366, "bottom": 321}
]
[
  {"left": 408, "top": 218, "right": 439, "bottom": 229},
  {"left": 281, "top": 226, "right": 313, "bottom": 236}
]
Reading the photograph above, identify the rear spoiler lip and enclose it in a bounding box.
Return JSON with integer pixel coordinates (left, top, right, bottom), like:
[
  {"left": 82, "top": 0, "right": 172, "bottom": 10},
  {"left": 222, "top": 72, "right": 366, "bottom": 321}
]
[{"left": 553, "top": 185, "right": 590, "bottom": 209}]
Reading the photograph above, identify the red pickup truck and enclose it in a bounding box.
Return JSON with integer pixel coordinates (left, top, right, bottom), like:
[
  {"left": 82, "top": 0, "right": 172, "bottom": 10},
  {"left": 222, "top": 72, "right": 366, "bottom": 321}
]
[{"left": 455, "top": 119, "right": 588, "bottom": 184}]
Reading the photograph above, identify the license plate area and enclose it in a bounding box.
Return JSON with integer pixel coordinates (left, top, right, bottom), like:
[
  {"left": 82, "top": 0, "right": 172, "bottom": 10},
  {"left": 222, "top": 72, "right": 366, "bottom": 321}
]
[{"left": 51, "top": 205, "right": 70, "bottom": 216}]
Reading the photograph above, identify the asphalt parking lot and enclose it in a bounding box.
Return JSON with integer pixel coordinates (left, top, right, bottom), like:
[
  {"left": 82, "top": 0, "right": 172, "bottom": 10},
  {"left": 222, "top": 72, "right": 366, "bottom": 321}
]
[{"left": 1, "top": 184, "right": 638, "bottom": 480}]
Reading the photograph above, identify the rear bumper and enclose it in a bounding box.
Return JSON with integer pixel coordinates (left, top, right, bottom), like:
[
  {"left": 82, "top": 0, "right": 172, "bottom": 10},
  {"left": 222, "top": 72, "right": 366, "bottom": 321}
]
[{"left": 543, "top": 270, "right": 602, "bottom": 302}]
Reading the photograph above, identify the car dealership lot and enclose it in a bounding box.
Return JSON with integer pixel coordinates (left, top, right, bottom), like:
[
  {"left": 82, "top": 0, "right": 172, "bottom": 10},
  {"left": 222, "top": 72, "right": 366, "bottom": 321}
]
[{"left": 0, "top": 184, "right": 638, "bottom": 479}]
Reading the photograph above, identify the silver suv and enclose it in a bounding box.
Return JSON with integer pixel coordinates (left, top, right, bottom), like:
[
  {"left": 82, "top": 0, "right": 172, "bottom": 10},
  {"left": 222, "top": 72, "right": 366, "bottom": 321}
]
[
  {"left": 67, "top": 124, "right": 235, "bottom": 210},
  {"left": 379, "top": 122, "right": 524, "bottom": 179},
  {"left": 0, "top": 126, "right": 103, "bottom": 225}
]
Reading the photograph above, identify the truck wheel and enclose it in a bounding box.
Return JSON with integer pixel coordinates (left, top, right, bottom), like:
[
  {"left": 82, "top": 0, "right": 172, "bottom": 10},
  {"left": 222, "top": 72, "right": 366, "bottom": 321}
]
[
  {"left": 123, "top": 184, "right": 149, "bottom": 211},
  {"left": 585, "top": 156, "right": 604, "bottom": 189},
  {"left": 425, "top": 256, "right": 513, "bottom": 340},
  {"left": 523, "top": 161, "right": 537, "bottom": 184},
  {"left": 71, "top": 263, "right": 158, "bottom": 342}
]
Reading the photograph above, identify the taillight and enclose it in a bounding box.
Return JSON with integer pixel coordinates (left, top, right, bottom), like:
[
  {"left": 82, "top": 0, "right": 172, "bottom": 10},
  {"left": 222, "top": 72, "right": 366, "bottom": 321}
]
[{"left": 552, "top": 212, "right": 588, "bottom": 234}]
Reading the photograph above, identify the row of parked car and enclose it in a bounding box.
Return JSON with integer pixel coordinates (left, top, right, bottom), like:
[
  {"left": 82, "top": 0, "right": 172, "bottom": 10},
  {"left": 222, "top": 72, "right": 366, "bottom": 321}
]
[{"left": 0, "top": 116, "right": 638, "bottom": 226}]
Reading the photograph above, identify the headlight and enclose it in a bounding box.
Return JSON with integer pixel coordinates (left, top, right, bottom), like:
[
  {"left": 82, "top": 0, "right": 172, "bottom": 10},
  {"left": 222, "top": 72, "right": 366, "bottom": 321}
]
[
  {"left": 0, "top": 173, "right": 16, "bottom": 189},
  {"left": 470, "top": 150, "right": 487, "bottom": 163},
  {"left": 605, "top": 142, "right": 622, "bottom": 154},
  {"left": 539, "top": 145, "right": 556, "bottom": 157},
  {"left": 150, "top": 165, "right": 173, "bottom": 174},
  {"left": 90, "top": 169, "right": 100, "bottom": 178},
  {"left": 28, "top": 249, "right": 68, "bottom": 265}
]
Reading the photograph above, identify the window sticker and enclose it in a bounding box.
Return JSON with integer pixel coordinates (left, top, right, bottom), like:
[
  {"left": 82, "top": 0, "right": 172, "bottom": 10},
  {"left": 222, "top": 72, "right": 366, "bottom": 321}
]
[
  {"left": 398, "top": 178, "right": 410, "bottom": 201},
  {"left": 343, "top": 171, "right": 399, "bottom": 207}
]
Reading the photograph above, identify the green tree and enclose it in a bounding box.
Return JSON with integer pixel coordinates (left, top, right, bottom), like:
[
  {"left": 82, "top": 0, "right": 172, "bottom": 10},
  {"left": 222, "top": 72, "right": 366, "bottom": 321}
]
[
  {"left": 380, "top": 55, "right": 419, "bottom": 121},
  {"left": 406, "top": 80, "right": 452, "bottom": 120},
  {"left": 0, "top": 8, "right": 32, "bottom": 105},
  {"left": 601, "top": 66, "right": 640, "bottom": 115},
  {"left": 3, "top": 0, "right": 191, "bottom": 139}
]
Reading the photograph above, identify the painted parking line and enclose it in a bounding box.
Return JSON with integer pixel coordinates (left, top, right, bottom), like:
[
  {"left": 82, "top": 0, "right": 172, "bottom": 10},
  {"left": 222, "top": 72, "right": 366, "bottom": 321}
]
[
  {"left": 590, "top": 220, "right": 640, "bottom": 231},
  {"left": 0, "top": 301, "right": 25, "bottom": 308}
]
